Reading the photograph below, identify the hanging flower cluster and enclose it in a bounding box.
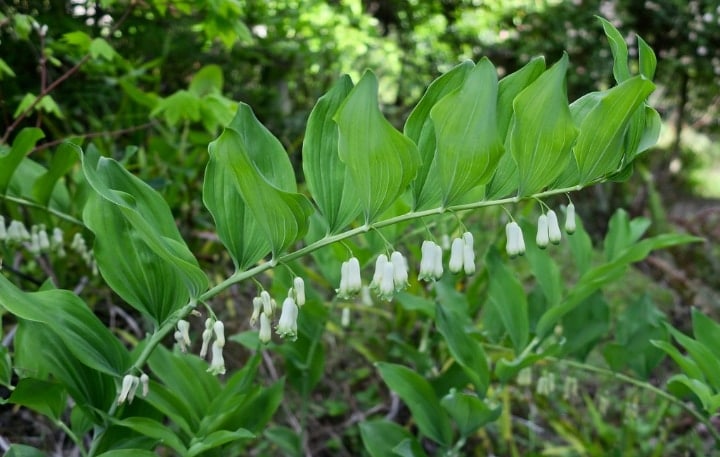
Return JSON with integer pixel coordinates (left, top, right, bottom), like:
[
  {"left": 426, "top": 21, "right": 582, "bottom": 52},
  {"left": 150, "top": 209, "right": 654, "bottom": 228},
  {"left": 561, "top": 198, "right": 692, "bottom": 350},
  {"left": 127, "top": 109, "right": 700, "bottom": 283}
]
[
  {"left": 117, "top": 372, "right": 150, "bottom": 404},
  {"left": 249, "top": 277, "right": 306, "bottom": 344}
]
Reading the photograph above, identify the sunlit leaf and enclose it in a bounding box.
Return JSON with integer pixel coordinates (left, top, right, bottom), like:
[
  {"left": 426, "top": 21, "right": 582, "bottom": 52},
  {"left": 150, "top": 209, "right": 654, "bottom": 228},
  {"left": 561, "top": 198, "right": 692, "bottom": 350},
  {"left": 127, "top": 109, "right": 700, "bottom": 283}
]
[
  {"left": 430, "top": 58, "right": 503, "bottom": 205},
  {"left": 0, "top": 127, "right": 44, "bottom": 194},
  {"left": 302, "top": 75, "right": 361, "bottom": 232},
  {"left": 334, "top": 70, "right": 421, "bottom": 222},
  {"left": 598, "top": 16, "right": 630, "bottom": 83}
]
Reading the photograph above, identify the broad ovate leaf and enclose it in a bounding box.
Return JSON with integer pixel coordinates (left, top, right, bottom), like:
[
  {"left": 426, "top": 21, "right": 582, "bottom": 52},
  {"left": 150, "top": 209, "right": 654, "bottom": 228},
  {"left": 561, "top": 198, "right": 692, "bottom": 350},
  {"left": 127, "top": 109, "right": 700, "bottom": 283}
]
[
  {"left": 508, "top": 54, "right": 578, "bottom": 196},
  {"left": 572, "top": 76, "right": 655, "bottom": 184},
  {"left": 430, "top": 58, "right": 503, "bottom": 205},
  {"left": 81, "top": 145, "right": 207, "bottom": 323},
  {"left": 209, "top": 105, "right": 314, "bottom": 258},
  {"left": 334, "top": 70, "right": 421, "bottom": 222},
  {"left": 302, "top": 75, "right": 361, "bottom": 233},
  {"left": 404, "top": 61, "right": 474, "bottom": 209}
]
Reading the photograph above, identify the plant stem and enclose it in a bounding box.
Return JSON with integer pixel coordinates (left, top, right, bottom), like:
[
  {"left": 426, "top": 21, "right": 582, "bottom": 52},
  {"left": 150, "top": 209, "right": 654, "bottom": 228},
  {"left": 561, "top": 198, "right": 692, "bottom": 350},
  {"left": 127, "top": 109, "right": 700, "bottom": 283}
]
[
  {"left": 57, "top": 419, "right": 88, "bottom": 457},
  {"left": 199, "top": 184, "right": 583, "bottom": 302},
  {"left": 0, "top": 194, "right": 83, "bottom": 225}
]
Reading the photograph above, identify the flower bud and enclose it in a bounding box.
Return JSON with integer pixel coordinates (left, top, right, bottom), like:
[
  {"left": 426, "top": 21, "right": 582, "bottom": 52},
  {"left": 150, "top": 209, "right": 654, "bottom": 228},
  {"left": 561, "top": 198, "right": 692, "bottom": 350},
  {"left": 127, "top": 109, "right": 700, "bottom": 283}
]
[
  {"left": 390, "top": 251, "right": 408, "bottom": 290},
  {"left": 347, "top": 257, "right": 362, "bottom": 293},
  {"left": 419, "top": 241, "right": 439, "bottom": 281},
  {"left": 462, "top": 232, "right": 475, "bottom": 274},
  {"left": 140, "top": 373, "right": 150, "bottom": 397},
  {"left": 293, "top": 277, "right": 305, "bottom": 306},
  {"left": 506, "top": 221, "right": 525, "bottom": 258},
  {"left": 536, "top": 214, "right": 549, "bottom": 249},
  {"left": 449, "top": 238, "right": 464, "bottom": 273},
  {"left": 565, "top": 203, "right": 576, "bottom": 234},
  {"left": 341, "top": 306, "right": 351, "bottom": 327},
  {"left": 250, "top": 296, "right": 262, "bottom": 326},
  {"left": 547, "top": 210, "right": 561, "bottom": 244},
  {"left": 200, "top": 318, "right": 213, "bottom": 358},
  {"left": 118, "top": 374, "right": 140, "bottom": 404},
  {"left": 432, "top": 243, "right": 444, "bottom": 278},
  {"left": 177, "top": 319, "right": 191, "bottom": 347}
]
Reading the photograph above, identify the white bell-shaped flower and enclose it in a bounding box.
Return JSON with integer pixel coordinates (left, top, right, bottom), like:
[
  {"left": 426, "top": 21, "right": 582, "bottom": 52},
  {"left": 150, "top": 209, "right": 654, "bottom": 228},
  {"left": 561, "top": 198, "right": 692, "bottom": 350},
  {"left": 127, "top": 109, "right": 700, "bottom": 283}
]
[
  {"left": 370, "top": 254, "right": 389, "bottom": 291},
  {"left": 276, "top": 296, "right": 299, "bottom": 340},
  {"left": 199, "top": 318, "right": 213, "bottom": 358},
  {"left": 390, "top": 251, "right": 408, "bottom": 290},
  {"left": 250, "top": 296, "right": 262, "bottom": 326},
  {"left": 260, "top": 290, "right": 273, "bottom": 318},
  {"left": 213, "top": 320, "right": 225, "bottom": 347},
  {"left": 432, "top": 243, "right": 444, "bottom": 278},
  {"left": 462, "top": 232, "right": 475, "bottom": 275},
  {"left": 419, "top": 241, "right": 438, "bottom": 281},
  {"left": 448, "top": 237, "right": 464, "bottom": 273},
  {"left": 378, "top": 260, "right": 395, "bottom": 301},
  {"left": 117, "top": 374, "right": 140, "bottom": 404},
  {"left": 293, "top": 277, "right": 306, "bottom": 306},
  {"left": 207, "top": 341, "right": 226, "bottom": 375},
  {"left": 547, "top": 210, "right": 562, "bottom": 244},
  {"left": 259, "top": 312, "right": 272, "bottom": 344},
  {"left": 506, "top": 221, "right": 526, "bottom": 258},
  {"left": 140, "top": 373, "right": 150, "bottom": 397}
]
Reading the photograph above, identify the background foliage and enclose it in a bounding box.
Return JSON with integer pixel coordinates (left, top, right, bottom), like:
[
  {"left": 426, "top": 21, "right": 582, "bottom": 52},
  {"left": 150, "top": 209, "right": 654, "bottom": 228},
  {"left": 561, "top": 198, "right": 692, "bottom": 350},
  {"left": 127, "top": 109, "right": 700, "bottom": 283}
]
[{"left": 1, "top": 0, "right": 720, "bottom": 456}]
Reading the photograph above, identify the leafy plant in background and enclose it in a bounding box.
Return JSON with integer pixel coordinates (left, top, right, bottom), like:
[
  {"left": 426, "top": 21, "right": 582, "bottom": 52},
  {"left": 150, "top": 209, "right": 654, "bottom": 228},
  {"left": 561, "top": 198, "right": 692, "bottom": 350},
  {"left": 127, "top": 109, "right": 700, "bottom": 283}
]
[{"left": 0, "top": 10, "right": 715, "bottom": 457}]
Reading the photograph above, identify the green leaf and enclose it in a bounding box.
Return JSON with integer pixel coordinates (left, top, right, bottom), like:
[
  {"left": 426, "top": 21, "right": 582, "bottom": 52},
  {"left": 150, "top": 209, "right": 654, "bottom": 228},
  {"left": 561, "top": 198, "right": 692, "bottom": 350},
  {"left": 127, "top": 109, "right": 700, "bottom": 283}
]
[
  {"left": 89, "top": 38, "right": 115, "bottom": 61},
  {"left": 209, "top": 107, "right": 313, "bottom": 258},
  {"left": 692, "top": 309, "right": 720, "bottom": 359},
  {"left": 150, "top": 90, "right": 201, "bottom": 126},
  {"left": 113, "top": 417, "right": 188, "bottom": 455},
  {"left": 485, "top": 246, "right": 529, "bottom": 353},
  {"left": 376, "top": 362, "right": 453, "bottom": 446},
  {"left": 0, "top": 275, "right": 129, "bottom": 376},
  {"left": 651, "top": 340, "right": 704, "bottom": 381},
  {"left": 264, "top": 426, "right": 302, "bottom": 457},
  {"left": 3, "top": 445, "right": 48, "bottom": 457},
  {"left": 597, "top": 16, "right": 630, "bottom": 83},
  {"left": 430, "top": 58, "right": 503, "bottom": 205},
  {"left": 0, "top": 58, "right": 17, "bottom": 79},
  {"left": 95, "top": 451, "right": 159, "bottom": 457},
  {"left": 405, "top": 61, "right": 473, "bottom": 209},
  {"left": 435, "top": 304, "right": 490, "bottom": 395},
  {"left": 536, "top": 233, "right": 701, "bottom": 337},
  {"left": 302, "top": 75, "right": 361, "bottom": 233},
  {"left": 6, "top": 378, "right": 66, "bottom": 422},
  {"left": 392, "top": 438, "right": 429, "bottom": 457},
  {"left": 81, "top": 145, "right": 207, "bottom": 323},
  {"left": 637, "top": 36, "right": 657, "bottom": 80},
  {"left": 0, "top": 346, "right": 11, "bottom": 387},
  {"left": 668, "top": 326, "right": 720, "bottom": 391},
  {"left": 360, "top": 419, "right": 423, "bottom": 457},
  {"left": 523, "top": 220, "right": 562, "bottom": 307},
  {"left": 334, "top": 70, "right": 421, "bottom": 222},
  {"left": 31, "top": 142, "right": 77, "bottom": 207},
  {"left": 666, "top": 374, "right": 720, "bottom": 414},
  {"left": 509, "top": 54, "right": 578, "bottom": 196},
  {"left": 187, "top": 429, "right": 254, "bottom": 457},
  {"left": 603, "top": 208, "right": 650, "bottom": 261},
  {"left": 0, "top": 127, "right": 44, "bottom": 194},
  {"left": 486, "top": 56, "right": 546, "bottom": 199},
  {"left": 189, "top": 65, "right": 224, "bottom": 96},
  {"left": 573, "top": 76, "right": 655, "bottom": 184},
  {"left": 440, "top": 390, "right": 501, "bottom": 437},
  {"left": 63, "top": 31, "right": 92, "bottom": 50}
]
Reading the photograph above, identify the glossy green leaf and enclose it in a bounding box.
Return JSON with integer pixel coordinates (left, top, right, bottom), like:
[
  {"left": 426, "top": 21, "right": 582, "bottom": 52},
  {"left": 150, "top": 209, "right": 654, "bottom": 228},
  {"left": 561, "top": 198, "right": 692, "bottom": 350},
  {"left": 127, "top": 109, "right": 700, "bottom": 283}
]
[
  {"left": 651, "top": 340, "right": 704, "bottom": 381},
  {"left": 31, "top": 142, "right": 77, "bottom": 207},
  {"left": 302, "top": 75, "right": 361, "bottom": 232},
  {"left": 603, "top": 208, "right": 650, "bottom": 261},
  {"left": 0, "top": 346, "right": 11, "bottom": 387},
  {"left": 360, "top": 419, "right": 420, "bottom": 457},
  {"left": 7, "top": 378, "right": 66, "bottom": 421},
  {"left": 150, "top": 90, "right": 200, "bottom": 126},
  {"left": 405, "top": 61, "right": 473, "bottom": 209},
  {"left": 573, "top": 76, "right": 655, "bottom": 184},
  {"left": 430, "top": 58, "right": 503, "bottom": 205},
  {"left": 187, "top": 429, "right": 254, "bottom": 457},
  {"left": 334, "top": 70, "right": 421, "bottom": 222},
  {"left": 486, "top": 57, "right": 546, "bottom": 199},
  {"left": 638, "top": 36, "right": 657, "bottom": 80},
  {"left": 376, "top": 362, "right": 453, "bottom": 446},
  {"left": 89, "top": 38, "right": 115, "bottom": 60},
  {"left": 537, "top": 233, "right": 700, "bottom": 337},
  {"left": 509, "top": 54, "right": 578, "bottom": 196},
  {"left": 435, "top": 304, "right": 489, "bottom": 395},
  {"left": 392, "top": 438, "right": 429, "bottom": 457},
  {"left": 666, "top": 374, "right": 720, "bottom": 414},
  {"left": 113, "top": 417, "right": 188, "bottom": 455},
  {"left": 81, "top": 146, "right": 207, "bottom": 323},
  {"left": 189, "top": 65, "right": 224, "bottom": 96},
  {"left": 598, "top": 16, "right": 630, "bottom": 83},
  {"left": 668, "top": 326, "right": 720, "bottom": 391},
  {"left": 440, "top": 390, "right": 501, "bottom": 437},
  {"left": 0, "top": 274, "right": 129, "bottom": 376},
  {"left": 142, "top": 380, "right": 196, "bottom": 436},
  {"left": 692, "top": 309, "right": 720, "bottom": 359},
  {"left": 486, "top": 246, "right": 529, "bottom": 353},
  {"left": 210, "top": 117, "right": 313, "bottom": 256},
  {"left": 0, "top": 127, "right": 44, "bottom": 194}
]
